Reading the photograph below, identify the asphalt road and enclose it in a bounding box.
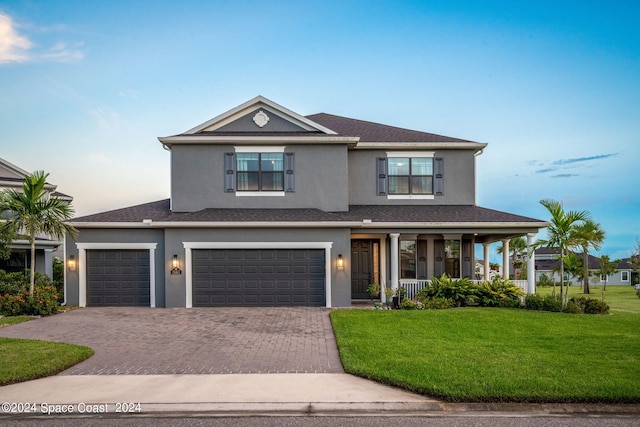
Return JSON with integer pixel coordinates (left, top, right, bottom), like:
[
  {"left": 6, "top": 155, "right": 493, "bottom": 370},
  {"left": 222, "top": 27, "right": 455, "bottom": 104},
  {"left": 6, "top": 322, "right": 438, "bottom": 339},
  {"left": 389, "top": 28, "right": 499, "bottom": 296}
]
[{"left": 1, "top": 416, "right": 638, "bottom": 427}]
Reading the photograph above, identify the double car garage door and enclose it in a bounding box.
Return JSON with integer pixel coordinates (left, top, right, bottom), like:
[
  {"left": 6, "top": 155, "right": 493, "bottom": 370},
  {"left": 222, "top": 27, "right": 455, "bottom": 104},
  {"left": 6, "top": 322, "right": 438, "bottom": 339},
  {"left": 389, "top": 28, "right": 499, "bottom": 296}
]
[{"left": 86, "top": 248, "right": 325, "bottom": 307}]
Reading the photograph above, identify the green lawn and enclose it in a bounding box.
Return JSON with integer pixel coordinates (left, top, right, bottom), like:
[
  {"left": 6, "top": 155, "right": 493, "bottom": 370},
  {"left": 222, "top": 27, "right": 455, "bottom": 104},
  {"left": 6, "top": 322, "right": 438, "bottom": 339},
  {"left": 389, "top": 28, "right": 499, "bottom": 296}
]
[
  {"left": 536, "top": 285, "right": 639, "bottom": 314},
  {"left": 0, "top": 316, "right": 34, "bottom": 328},
  {"left": 330, "top": 308, "right": 640, "bottom": 403},
  {"left": 0, "top": 317, "right": 94, "bottom": 386}
]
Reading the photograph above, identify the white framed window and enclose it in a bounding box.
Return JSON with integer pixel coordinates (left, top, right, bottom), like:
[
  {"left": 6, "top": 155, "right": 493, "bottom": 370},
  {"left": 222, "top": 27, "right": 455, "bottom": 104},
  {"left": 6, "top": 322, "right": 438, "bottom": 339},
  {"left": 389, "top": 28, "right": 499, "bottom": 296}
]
[{"left": 622, "top": 271, "right": 629, "bottom": 282}]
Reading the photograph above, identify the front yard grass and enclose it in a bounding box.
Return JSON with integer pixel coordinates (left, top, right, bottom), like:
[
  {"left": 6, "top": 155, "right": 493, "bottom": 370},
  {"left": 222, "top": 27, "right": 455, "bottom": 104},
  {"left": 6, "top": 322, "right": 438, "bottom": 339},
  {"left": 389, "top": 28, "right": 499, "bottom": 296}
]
[
  {"left": 0, "top": 317, "right": 94, "bottom": 386},
  {"left": 330, "top": 308, "right": 640, "bottom": 403}
]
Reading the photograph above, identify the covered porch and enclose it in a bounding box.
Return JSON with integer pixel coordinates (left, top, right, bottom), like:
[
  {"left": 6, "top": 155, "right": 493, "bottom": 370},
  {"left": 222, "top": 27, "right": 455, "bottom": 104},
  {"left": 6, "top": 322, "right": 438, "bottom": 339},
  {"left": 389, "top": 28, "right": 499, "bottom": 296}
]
[{"left": 349, "top": 231, "right": 540, "bottom": 302}]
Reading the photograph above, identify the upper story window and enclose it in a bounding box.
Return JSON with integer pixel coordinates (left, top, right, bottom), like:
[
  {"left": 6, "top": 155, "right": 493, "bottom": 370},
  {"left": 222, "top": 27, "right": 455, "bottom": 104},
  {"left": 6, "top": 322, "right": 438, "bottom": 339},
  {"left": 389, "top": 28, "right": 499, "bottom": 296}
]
[
  {"left": 236, "top": 153, "right": 284, "bottom": 191},
  {"left": 388, "top": 157, "right": 433, "bottom": 195},
  {"left": 377, "top": 152, "right": 443, "bottom": 200},
  {"left": 224, "top": 147, "right": 294, "bottom": 196}
]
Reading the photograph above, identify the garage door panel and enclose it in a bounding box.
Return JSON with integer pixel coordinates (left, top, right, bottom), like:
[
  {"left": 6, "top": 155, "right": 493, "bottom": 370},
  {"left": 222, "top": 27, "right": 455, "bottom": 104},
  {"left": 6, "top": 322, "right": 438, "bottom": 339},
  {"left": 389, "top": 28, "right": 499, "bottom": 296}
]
[
  {"left": 86, "top": 249, "right": 150, "bottom": 307},
  {"left": 192, "top": 249, "right": 325, "bottom": 307}
]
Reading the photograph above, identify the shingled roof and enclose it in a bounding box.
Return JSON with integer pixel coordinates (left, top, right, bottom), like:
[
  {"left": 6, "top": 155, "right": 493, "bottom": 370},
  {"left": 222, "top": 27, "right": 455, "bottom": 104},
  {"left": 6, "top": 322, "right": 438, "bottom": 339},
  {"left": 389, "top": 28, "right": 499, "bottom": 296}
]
[
  {"left": 71, "top": 199, "right": 544, "bottom": 226},
  {"left": 306, "top": 113, "right": 476, "bottom": 143}
]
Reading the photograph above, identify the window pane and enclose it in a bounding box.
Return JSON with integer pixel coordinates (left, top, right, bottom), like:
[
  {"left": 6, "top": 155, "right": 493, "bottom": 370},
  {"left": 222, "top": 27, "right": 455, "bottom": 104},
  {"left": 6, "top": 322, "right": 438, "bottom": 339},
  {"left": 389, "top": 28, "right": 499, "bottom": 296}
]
[
  {"left": 388, "top": 158, "right": 410, "bottom": 175},
  {"left": 411, "top": 158, "right": 432, "bottom": 175},
  {"left": 389, "top": 176, "right": 409, "bottom": 194},
  {"left": 444, "top": 240, "right": 460, "bottom": 278},
  {"left": 237, "top": 172, "right": 259, "bottom": 191},
  {"left": 237, "top": 153, "right": 259, "bottom": 172},
  {"left": 261, "top": 172, "right": 284, "bottom": 191},
  {"left": 400, "top": 240, "right": 416, "bottom": 279},
  {"left": 261, "top": 153, "right": 283, "bottom": 171},
  {"left": 411, "top": 176, "right": 433, "bottom": 194}
]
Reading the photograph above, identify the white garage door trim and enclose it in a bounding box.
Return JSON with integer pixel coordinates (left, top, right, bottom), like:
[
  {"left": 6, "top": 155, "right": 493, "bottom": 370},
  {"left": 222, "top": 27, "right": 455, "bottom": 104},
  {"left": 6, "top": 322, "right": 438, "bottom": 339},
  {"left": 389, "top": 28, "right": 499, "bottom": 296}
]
[
  {"left": 183, "top": 242, "right": 333, "bottom": 308},
  {"left": 76, "top": 243, "right": 158, "bottom": 308}
]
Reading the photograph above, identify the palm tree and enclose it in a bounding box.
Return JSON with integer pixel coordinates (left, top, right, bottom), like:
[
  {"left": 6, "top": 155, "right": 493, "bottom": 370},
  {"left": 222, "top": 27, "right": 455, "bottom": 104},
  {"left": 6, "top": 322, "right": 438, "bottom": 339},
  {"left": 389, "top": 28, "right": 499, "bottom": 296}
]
[
  {"left": 0, "top": 171, "right": 78, "bottom": 296},
  {"left": 571, "top": 220, "right": 605, "bottom": 294},
  {"left": 534, "top": 199, "right": 590, "bottom": 307}
]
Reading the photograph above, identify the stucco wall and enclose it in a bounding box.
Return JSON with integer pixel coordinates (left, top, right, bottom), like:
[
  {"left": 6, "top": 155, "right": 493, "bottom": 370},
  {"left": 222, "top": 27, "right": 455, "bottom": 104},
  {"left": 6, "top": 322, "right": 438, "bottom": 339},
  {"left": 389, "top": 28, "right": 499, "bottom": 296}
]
[
  {"left": 348, "top": 149, "right": 476, "bottom": 205},
  {"left": 170, "top": 144, "right": 349, "bottom": 212}
]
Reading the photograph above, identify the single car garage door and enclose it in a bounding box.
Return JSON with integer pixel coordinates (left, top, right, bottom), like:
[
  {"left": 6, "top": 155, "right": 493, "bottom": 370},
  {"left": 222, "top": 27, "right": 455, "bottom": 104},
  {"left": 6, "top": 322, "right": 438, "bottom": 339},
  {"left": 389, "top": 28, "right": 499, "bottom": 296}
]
[
  {"left": 86, "top": 249, "right": 150, "bottom": 307},
  {"left": 192, "top": 249, "right": 325, "bottom": 307}
]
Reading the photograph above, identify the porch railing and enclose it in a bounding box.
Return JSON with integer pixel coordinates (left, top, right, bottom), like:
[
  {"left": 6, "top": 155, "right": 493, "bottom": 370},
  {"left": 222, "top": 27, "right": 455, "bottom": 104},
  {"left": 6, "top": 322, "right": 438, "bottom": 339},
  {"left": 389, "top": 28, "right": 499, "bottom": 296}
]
[{"left": 398, "top": 278, "right": 529, "bottom": 300}]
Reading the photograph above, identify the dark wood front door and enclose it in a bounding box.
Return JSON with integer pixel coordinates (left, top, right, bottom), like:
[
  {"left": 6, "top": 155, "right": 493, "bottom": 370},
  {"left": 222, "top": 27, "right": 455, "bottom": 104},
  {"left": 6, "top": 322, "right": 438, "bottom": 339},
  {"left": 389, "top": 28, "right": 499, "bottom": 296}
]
[{"left": 351, "top": 240, "right": 378, "bottom": 299}]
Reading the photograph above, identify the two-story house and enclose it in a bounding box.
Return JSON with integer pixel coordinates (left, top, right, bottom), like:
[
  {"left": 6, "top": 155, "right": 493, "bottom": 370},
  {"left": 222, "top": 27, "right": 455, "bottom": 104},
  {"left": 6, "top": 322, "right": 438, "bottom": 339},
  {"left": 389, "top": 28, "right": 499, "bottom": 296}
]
[
  {"left": 0, "top": 157, "right": 72, "bottom": 279},
  {"left": 65, "top": 96, "right": 547, "bottom": 307}
]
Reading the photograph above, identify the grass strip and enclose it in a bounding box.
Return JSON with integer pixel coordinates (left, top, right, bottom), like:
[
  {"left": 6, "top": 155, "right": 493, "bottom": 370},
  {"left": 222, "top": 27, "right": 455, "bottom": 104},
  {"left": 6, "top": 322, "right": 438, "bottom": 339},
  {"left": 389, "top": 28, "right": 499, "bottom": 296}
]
[
  {"left": 330, "top": 308, "right": 640, "bottom": 403},
  {"left": 0, "top": 337, "right": 93, "bottom": 386}
]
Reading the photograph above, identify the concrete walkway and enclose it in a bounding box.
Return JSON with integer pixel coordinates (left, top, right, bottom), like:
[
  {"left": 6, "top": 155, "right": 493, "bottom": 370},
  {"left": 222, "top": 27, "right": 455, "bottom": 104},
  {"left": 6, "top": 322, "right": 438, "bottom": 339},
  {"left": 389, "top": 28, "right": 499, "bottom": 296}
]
[{"left": 1, "top": 374, "right": 637, "bottom": 417}]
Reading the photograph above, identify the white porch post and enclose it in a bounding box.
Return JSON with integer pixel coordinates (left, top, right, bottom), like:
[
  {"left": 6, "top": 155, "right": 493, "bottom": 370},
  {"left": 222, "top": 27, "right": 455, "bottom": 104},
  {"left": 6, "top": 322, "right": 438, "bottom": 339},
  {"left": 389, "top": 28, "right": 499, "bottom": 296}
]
[
  {"left": 527, "top": 233, "right": 536, "bottom": 295},
  {"left": 502, "top": 239, "right": 510, "bottom": 279},
  {"left": 390, "top": 233, "right": 400, "bottom": 291},
  {"left": 483, "top": 243, "right": 491, "bottom": 281}
]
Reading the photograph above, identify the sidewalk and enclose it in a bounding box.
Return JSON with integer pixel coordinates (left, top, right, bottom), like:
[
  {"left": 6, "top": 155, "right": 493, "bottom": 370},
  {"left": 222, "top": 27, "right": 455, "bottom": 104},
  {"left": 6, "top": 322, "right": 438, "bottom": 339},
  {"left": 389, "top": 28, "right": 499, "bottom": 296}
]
[{"left": 1, "top": 374, "right": 638, "bottom": 417}]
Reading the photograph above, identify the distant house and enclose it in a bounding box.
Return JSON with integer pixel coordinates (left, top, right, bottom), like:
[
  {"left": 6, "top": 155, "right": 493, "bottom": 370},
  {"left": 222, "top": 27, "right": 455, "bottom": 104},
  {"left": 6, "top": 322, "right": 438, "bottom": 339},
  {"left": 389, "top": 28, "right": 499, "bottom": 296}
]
[
  {"left": 65, "top": 96, "right": 547, "bottom": 307},
  {"left": 0, "top": 157, "right": 72, "bottom": 279},
  {"left": 534, "top": 248, "right": 635, "bottom": 286}
]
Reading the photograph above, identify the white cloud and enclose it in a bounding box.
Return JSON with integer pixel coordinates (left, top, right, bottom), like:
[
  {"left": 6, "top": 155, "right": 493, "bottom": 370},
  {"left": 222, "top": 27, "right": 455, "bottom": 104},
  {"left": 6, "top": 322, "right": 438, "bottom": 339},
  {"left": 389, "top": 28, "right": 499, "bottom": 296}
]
[
  {"left": 0, "top": 13, "right": 32, "bottom": 63},
  {"left": 41, "top": 41, "right": 84, "bottom": 62},
  {"left": 89, "top": 107, "right": 123, "bottom": 129},
  {"left": 0, "top": 12, "right": 84, "bottom": 64}
]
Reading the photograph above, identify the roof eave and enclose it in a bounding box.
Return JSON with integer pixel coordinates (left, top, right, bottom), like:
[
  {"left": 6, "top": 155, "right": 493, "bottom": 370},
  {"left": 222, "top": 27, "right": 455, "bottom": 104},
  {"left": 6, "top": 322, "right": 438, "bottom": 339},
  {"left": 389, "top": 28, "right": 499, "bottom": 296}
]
[
  {"left": 353, "top": 141, "right": 488, "bottom": 151},
  {"left": 158, "top": 135, "right": 360, "bottom": 147}
]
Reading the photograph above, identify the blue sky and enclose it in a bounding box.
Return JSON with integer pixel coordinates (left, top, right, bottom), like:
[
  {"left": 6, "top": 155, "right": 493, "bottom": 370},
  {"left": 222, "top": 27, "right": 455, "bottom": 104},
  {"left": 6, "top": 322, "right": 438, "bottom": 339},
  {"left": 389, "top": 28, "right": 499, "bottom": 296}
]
[{"left": 1, "top": 1, "right": 638, "bottom": 263}]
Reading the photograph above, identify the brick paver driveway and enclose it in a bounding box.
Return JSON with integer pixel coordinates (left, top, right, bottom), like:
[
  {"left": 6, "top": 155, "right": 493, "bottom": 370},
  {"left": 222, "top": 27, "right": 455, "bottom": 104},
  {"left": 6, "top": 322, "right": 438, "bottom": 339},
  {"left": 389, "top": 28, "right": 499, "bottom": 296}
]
[{"left": 0, "top": 307, "right": 344, "bottom": 375}]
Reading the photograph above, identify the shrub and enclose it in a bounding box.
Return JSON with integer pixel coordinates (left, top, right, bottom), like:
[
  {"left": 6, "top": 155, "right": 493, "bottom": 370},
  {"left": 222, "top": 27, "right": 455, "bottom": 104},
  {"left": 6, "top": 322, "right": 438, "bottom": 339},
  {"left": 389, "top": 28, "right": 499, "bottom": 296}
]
[
  {"left": 476, "top": 276, "right": 524, "bottom": 307},
  {"left": 524, "top": 294, "right": 544, "bottom": 310},
  {"left": 423, "top": 274, "right": 478, "bottom": 307},
  {"left": 423, "top": 297, "right": 453, "bottom": 310},
  {"left": 499, "top": 298, "right": 522, "bottom": 309},
  {"left": 537, "top": 273, "right": 554, "bottom": 287},
  {"left": 583, "top": 298, "right": 609, "bottom": 315},
  {"left": 0, "top": 270, "right": 28, "bottom": 295},
  {"left": 564, "top": 300, "right": 583, "bottom": 314},
  {"left": 542, "top": 295, "right": 563, "bottom": 312},
  {"left": 400, "top": 298, "right": 423, "bottom": 310},
  {"left": 0, "top": 286, "right": 60, "bottom": 316}
]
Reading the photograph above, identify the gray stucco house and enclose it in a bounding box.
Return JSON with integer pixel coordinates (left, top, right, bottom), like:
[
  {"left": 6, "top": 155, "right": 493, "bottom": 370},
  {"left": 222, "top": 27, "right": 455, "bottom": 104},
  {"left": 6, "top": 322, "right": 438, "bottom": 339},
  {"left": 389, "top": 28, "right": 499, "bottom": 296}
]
[
  {"left": 0, "top": 157, "right": 72, "bottom": 279},
  {"left": 65, "top": 96, "right": 546, "bottom": 307}
]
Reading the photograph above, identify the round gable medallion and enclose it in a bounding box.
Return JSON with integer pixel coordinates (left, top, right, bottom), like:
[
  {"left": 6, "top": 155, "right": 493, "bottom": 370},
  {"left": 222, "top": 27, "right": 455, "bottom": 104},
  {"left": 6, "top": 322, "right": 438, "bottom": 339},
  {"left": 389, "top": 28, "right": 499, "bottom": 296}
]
[{"left": 253, "top": 110, "right": 270, "bottom": 128}]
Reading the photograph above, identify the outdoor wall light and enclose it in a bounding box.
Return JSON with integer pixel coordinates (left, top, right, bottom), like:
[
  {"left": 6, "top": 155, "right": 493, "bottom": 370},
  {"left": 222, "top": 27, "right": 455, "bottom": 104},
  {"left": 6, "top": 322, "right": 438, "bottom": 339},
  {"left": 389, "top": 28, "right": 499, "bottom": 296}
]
[
  {"left": 337, "top": 254, "right": 344, "bottom": 270},
  {"left": 171, "top": 254, "right": 182, "bottom": 275},
  {"left": 68, "top": 255, "right": 76, "bottom": 271}
]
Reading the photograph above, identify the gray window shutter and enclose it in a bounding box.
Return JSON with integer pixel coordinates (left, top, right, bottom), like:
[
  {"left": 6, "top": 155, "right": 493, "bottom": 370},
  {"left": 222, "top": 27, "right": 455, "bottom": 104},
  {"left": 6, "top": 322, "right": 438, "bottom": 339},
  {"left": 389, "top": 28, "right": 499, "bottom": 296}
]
[
  {"left": 434, "top": 157, "right": 444, "bottom": 196},
  {"left": 376, "top": 157, "right": 387, "bottom": 196},
  {"left": 284, "top": 152, "right": 295, "bottom": 192},
  {"left": 224, "top": 152, "right": 236, "bottom": 193}
]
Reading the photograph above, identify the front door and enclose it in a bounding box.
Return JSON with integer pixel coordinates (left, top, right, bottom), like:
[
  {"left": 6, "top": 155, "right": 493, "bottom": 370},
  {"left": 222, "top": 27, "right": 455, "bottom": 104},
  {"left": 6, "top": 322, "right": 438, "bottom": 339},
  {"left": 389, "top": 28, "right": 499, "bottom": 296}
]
[{"left": 351, "top": 240, "right": 379, "bottom": 299}]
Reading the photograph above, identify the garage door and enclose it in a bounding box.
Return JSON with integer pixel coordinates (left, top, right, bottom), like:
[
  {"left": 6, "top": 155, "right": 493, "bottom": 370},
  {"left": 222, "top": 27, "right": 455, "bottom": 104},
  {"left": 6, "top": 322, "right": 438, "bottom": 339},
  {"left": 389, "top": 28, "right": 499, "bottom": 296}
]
[
  {"left": 86, "top": 250, "right": 150, "bottom": 307},
  {"left": 192, "top": 249, "right": 325, "bottom": 307}
]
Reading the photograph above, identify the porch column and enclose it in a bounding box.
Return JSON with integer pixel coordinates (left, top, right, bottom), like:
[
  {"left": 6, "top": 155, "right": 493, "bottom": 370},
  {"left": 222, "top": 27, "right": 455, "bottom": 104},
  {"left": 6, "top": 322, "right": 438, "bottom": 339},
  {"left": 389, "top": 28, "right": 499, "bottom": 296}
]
[
  {"left": 527, "top": 233, "right": 536, "bottom": 295},
  {"left": 390, "top": 233, "right": 400, "bottom": 291},
  {"left": 483, "top": 243, "right": 491, "bottom": 281},
  {"left": 502, "top": 239, "right": 510, "bottom": 279}
]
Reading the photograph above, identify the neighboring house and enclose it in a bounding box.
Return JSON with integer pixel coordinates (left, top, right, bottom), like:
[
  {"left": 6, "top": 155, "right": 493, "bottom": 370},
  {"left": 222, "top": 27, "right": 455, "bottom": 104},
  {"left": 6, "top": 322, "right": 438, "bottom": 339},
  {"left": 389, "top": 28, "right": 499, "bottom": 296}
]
[
  {"left": 534, "top": 248, "right": 635, "bottom": 286},
  {"left": 0, "top": 157, "right": 72, "bottom": 279},
  {"left": 65, "top": 96, "right": 547, "bottom": 308}
]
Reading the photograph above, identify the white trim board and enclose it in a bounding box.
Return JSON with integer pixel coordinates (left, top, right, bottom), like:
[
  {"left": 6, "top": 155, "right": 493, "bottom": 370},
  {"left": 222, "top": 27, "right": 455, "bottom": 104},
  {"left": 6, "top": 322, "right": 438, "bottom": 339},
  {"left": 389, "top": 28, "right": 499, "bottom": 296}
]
[
  {"left": 76, "top": 243, "right": 158, "bottom": 308},
  {"left": 182, "top": 242, "right": 333, "bottom": 308}
]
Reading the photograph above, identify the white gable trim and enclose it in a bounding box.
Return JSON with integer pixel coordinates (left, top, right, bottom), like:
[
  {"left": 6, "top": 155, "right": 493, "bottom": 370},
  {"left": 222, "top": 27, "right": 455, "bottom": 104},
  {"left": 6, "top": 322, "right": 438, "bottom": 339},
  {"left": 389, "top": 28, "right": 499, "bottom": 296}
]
[
  {"left": 75, "top": 243, "right": 158, "bottom": 308},
  {"left": 182, "top": 241, "right": 333, "bottom": 308},
  {"left": 183, "top": 96, "right": 338, "bottom": 135}
]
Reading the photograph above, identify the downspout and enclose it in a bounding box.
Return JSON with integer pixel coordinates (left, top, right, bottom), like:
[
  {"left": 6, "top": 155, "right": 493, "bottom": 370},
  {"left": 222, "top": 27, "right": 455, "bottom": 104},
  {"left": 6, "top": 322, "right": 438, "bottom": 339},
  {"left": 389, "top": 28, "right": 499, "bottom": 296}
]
[{"left": 473, "top": 148, "right": 484, "bottom": 205}]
